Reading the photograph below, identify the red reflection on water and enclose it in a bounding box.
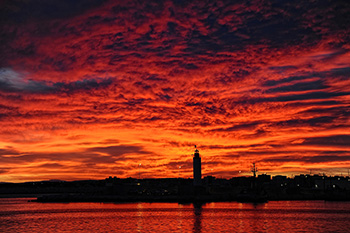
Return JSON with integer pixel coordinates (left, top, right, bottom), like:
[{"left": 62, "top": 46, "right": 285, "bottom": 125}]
[{"left": 1, "top": 199, "right": 350, "bottom": 232}]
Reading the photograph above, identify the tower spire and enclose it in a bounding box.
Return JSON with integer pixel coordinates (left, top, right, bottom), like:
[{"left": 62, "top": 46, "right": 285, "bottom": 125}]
[
  {"left": 193, "top": 145, "right": 202, "bottom": 186},
  {"left": 251, "top": 163, "right": 258, "bottom": 178}
]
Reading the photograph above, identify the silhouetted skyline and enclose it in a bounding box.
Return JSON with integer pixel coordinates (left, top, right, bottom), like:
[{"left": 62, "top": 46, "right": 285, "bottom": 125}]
[{"left": 0, "top": 0, "right": 350, "bottom": 182}]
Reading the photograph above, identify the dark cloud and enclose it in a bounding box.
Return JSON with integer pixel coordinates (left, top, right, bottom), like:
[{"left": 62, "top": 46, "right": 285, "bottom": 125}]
[
  {"left": 0, "top": 144, "right": 151, "bottom": 165},
  {"left": 53, "top": 78, "right": 113, "bottom": 94},
  {"left": 262, "top": 155, "right": 350, "bottom": 164},
  {"left": 0, "top": 0, "right": 108, "bottom": 66},
  {"left": 0, "top": 69, "right": 113, "bottom": 94},
  {"left": 268, "top": 91, "right": 350, "bottom": 102},
  {"left": 37, "top": 163, "right": 65, "bottom": 168},
  {"left": 262, "top": 156, "right": 304, "bottom": 163},
  {"left": 263, "top": 75, "right": 313, "bottom": 87},
  {"left": 2, "top": 0, "right": 348, "bottom": 67},
  {"left": 0, "top": 0, "right": 349, "bottom": 180},
  {"left": 307, "top": 155, "right": 350, "bottom": 163},
  {"left": 0, "top": 151, "right": 99, "bottom": 164},
  {"left": 0, "top": 68, "right": 52, "bottom": 93},
  {"left": 275, "top": 116, "right": 336, "bottom": 128},
  {"left": 266, "top": 79, "right": 329, "bottom": 93},
  {"left": 87, "top": 145, "right": 151, "bottom": 157},
  {"left": 291, "top": 100, "right": 343, "bottom": 107},
  {"left": 329, "top": 67, "right": 350, "bottom": 77},
  {"left": 0, "top": 148, "right": 19, "bottom": 156},
  {"left": 263, "top": 66, "right": 350, "bottom": 88},
  {"left": 268, "top": 66, "right": 298, "bottom": 71},
  {"left": 311, "top": 49, "right": 349, "bottom": 62},
  {"left": 211, "top": 121, "right": 263, "bottom": 132},
  {"left": 302, "top": 135, "right": 350, "bottom": 147},
  {"left": 0, "top": 0, "right": 106, "bottom": 23},
  {"left": 296, "top": 106, "right": 349, "bottom": 128},
  {"left": 0, "top": 168, "right": 9, "bottom": 174}
]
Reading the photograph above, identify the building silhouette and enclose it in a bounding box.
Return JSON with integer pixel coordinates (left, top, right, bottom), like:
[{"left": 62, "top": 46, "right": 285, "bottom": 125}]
[{"left": 193, "top": 145, "right": 202, "bottom": 186}]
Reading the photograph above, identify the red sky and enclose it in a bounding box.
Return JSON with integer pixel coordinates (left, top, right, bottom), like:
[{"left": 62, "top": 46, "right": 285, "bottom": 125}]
[{"left": 0, "top": 0, "right": 350, "bottom": 182}]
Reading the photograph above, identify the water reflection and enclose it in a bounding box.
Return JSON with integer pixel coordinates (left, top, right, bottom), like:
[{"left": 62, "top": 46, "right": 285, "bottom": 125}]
[
  {"left": 177, "top": 204, "right": 183, "bottom": 231},
  {"left": 137, "top": 203, "right": 143, "bottom": 232},
  {"left": 238, "top": 203, "right": 244, "bottom": 232},
  {"left": 1, "top": 199, "right": 350, "bottom": 232},
  {"left": 192, "top": 203, "right": 203, "bottom": 233},
  {"left": 238, "top": 202, "right": 269, "bottom": 232}
]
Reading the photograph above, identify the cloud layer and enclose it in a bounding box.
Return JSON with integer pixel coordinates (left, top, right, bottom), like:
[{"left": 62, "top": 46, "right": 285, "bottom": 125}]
[{"left": 0, "top": 0, "right": 349, "bottom": 182}]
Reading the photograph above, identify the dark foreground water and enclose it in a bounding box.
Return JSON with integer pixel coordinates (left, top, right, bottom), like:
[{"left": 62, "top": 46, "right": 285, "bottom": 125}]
[{"left": 1, "top": 198, "right": 350, "bottom": 232}]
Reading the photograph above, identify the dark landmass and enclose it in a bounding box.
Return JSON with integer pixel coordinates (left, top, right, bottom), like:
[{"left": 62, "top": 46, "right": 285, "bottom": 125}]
[{"left": 1, "top": 174, "right": 350, "bottom": 203}]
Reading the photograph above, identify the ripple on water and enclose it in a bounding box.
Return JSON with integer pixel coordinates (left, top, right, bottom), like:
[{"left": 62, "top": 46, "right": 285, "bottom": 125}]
[{"left": 0, "top": 199, "right": 350, "bottom": 233}]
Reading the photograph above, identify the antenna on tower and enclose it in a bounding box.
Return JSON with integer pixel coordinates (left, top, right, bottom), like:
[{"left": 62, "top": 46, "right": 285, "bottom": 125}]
[{"left": 251, "top": 163, "right": 258, "bottom": 178}]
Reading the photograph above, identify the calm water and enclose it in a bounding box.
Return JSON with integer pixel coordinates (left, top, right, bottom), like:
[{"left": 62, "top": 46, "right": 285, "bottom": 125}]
[{"left": 1, "top": 198, "right": 350, "bottom": 232}]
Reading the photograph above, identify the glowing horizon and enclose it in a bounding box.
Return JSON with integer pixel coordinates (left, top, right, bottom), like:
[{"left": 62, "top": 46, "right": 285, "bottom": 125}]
[{"left": 0, "top": 0, "right": 349, "bottom": 182}]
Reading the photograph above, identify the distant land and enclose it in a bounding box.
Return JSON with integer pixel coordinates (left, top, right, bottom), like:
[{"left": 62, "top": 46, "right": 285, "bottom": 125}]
[{"left": 1, "top": 174, "right": 350, "bottom": 203}]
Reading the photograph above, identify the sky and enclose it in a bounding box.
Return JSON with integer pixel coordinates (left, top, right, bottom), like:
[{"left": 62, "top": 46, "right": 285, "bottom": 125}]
[{"left": 0, "top": 0, "right": 349, "bottom": 182}]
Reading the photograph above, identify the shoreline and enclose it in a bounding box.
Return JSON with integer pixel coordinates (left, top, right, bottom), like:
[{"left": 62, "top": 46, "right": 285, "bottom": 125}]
[{"left": 29, "top": 193, "right": 350, "bottom": 203}]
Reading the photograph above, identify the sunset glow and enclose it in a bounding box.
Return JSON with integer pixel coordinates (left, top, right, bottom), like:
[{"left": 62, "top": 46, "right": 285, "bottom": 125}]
[{"left": 1, "top": 0, "right": 349, "bottom": 182}]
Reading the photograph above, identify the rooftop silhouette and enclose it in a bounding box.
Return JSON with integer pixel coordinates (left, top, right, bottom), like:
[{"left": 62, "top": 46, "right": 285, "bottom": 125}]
[{"left": 1, "top": 172, "right": 350, "bottom": 203}]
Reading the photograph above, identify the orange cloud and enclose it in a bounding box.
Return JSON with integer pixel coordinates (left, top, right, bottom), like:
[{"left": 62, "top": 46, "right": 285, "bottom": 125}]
[{"left": 0, "top": 0, "right": 349, "bottom": 182}]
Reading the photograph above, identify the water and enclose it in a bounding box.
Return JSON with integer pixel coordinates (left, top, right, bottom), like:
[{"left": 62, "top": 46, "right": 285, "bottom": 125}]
[{"left": 1, "top": 198, "right": 350, "bottom": 232}]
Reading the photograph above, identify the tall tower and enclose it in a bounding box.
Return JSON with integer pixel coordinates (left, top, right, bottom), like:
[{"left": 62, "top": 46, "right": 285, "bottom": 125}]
[
  {"left": 251, "top": 163, "right": 258, "bottom": 178},
  {"left": 193, "top": 145, "right": 202, "bottom": 186}
]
